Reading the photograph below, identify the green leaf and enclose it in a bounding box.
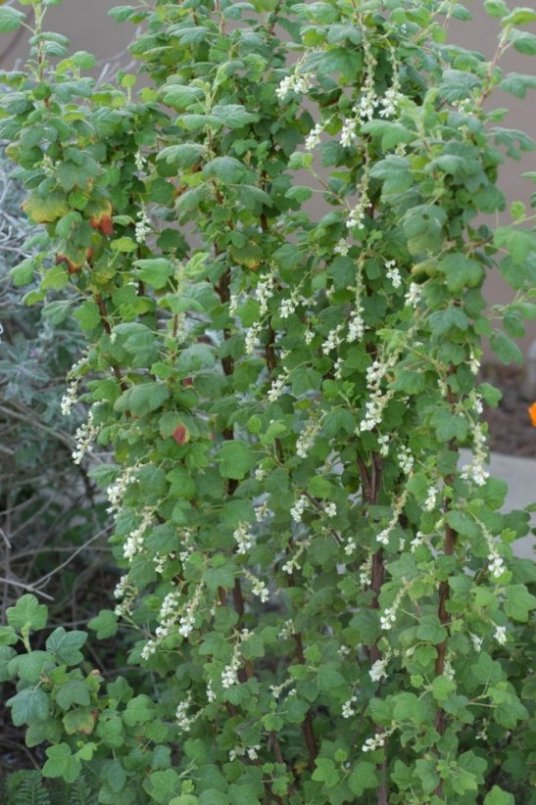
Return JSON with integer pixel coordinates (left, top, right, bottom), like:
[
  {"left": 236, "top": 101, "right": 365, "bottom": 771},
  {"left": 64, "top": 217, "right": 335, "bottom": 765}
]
[
  {"left": 7, "top": 594, "right": 48, "bottom": 632},
  {"left": 510, "top": 30, "right": 536, "bottom": 56},
  {"left": 73, "top": 300, "right": 101, "bottom": 331},
  {"left": 490, "top": 331, "right": 524, "bottom": 365},
  {"left": 162, "top": 84, "right": 205, "bottom": 111},
  {"left": 348, "top": 762, "right": 378, "bottom": 796},
  {"left": 311, "top": 758, "right": 340, "bottom": 789},
  {"left": 503, "top": 8, "right": 536, "bottom": 26},
  {"left": 46, "top": 628, "right": 87, "bottom": 665},
  {"left": 114, "top": 383, "right": 170, "bottom": 416},
  {"left": 134, "top": 258, "right": 175, "bottom": 289},
  {"left": 217, "top": 441, "right": 256, "bottom": 480},
  {"left": 504, "top": 584, "right": 536, "bottom": 622},
  {"left": 438, "top": 254, "right": 484, "bottom": 291},
  {"left": 157, "top": 143, "right": 206, "bottom": 169},
  {"left": 212, "top": 104, "right": 260, "bottom": 128},
  {"left": 43, "top": 743, "right": 82, "bottom": 784},
  {"left": 56, "top": 680, "right": 91, "bottom": 710},
  {"left": 0, "top": 646, "right": 17, "bottom": 682},
  {"left": 499, "top": 72, "right": 536, "bottom": 98},
  {"left": 484, "top": 786, "right": 516, "bottom": 804},
  {"left": 0, "top": 7, "right": 25, "bottom": 33},
  {"left": 8, "top": 651, "right": 54, "bottom": 684},
  {"left": 10, "top": 256, "right": 38, "bottom": 287},
  {"left": 203, "top": 156, "right": 248, "bottom": 183},
  {"left": 416, "top": 615, "right": 448, "bottom": 644},
  {"left": 88, "top": 610, "right": 118, "bottom": 639},
  {"left": 7, "top": 687, "right": 49, "bottom": 726},
  {"left": 362, "top": 120, "right": 415, "bottom": 150},
  {"left": 484, "top": 0, "right": 509, "bottom": 16}
]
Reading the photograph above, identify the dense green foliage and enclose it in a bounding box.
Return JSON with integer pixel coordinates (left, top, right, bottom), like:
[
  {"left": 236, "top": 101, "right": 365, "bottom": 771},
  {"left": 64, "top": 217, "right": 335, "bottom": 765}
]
[{"left": 2, "top": 0, "right": 536, "bottom": 802}]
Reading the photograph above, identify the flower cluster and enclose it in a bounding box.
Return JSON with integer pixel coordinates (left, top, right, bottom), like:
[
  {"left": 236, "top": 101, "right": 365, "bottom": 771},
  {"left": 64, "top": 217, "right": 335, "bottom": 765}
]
[
  {"left": 72, "top": 409, "right": 98, "bottom": 464},
  {"left": 290, "top": 494, "right": 308, "bottom": 523},
  {"left": 276, "top": 71, "right": 314, "bottom": 102},
  {"left": 106, "top": 464, "right": 140, "bottom": 515},
  {"left": 380, "top": 585, "right": 407, "bottom": 630},
  {"left": 461, "top": 421, "right": 489, "bottom": 486},
  {"left": 135, "top": 206, "right": 151, "bottom": 244},
  {"left": 233, "top": 522, "right": 254, "bottom": 555},
  {"left": 221, "top": 629, "right": 251, "bottom": 689},
  {"left": 296, "top": 419, "right": 320, "bottom": 459},
  {"left": 176, "top": 693, "right": 199, "bottom": 733},
  {"left": 377, "top": 487, "right": 409, "bottom": 547},
  {"left": 123, "top": 507, "right": 154, "bottom": 561},
  {"left": 243, "top": 568, "right": 270, "bottom": 603}
]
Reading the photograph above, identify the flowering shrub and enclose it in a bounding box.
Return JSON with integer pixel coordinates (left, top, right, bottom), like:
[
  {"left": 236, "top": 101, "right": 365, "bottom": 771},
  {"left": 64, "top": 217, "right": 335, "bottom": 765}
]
[{"left": 2, "top": 0, "right": 536, "bottom": 802}]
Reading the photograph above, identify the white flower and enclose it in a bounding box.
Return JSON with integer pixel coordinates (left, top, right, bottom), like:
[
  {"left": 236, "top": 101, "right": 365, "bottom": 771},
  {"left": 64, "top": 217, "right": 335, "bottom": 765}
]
[
  {"left": 123, "top": 508, "right": 154, "bottom": 561},
  {"left": 488, "top": 551, "right": 506, "bottom": 579},
  {"left": 276, "top": 71, "right": 314, "bottom": 101},
  {"left": 397, "top": 446, "right": 414, "bottom": 475},
  {"left": 244, "top": 569, "right": 270, "bottom": 603},
  {"left": 325, "top": 502, "right": 337, "bottom": 518},
  {"left": 404, "top": 282, "right": 422, "bottom": 307},
  {"left": 424, "top": 485, "right": 439, "bottom": 512},
  {"left": 345, "top": 538, "right": 356, "bottom": 556},
  {"left": 233, "top": 523, "right": 254, "bottom": 555},
  {"left": 362, "top": 733, "right": 386, "bottom": 752},
  {"left": 322, "top": 323, "right": 344, "bottom": 354},
  {"left": 245, "top": 323, "right": 262, "bottom": 355},
  {"left": 176, "top": 693, "right": 199, "bottom": 732},
  {"left": 469, "top": 350, "right": 481, "bottom": 375},
  {"left": 369, "top": 651, "right": 390, "bottom": 682},
  {"left": 267, "top": 371, "right": 288, "bottom": 402},
  {"left": 494, "top": 625, "right": 507, "bottom": 645},
  {"left": 305, "top": 122, "right": 323, "bottom": 151},
  {"left": 461, "top": 422, "right": 489, "bottom": 487},
  {"left": 470, "top": 634, "right": 483, "bottom": 652},
  {"left": 72, "top": 410, "right": 98, "bottom": 465},
  {"left": 347, "top": 308, "right": 365, "bottom": 342},
  {"left": 296, "top": 420, "right": 320, "bottom": 459},
  {"left": 377, "top": 434, "right": 390, "bottom": 457},
  {"left": 334, "top": 238, "right": 350, "bottom": 256},
  {"left": 61, "top": 378, "right": 80, "bottom": 416},
  {"left": 338, "top": 644, "right": 351, "bottom": 657},
  {"left": 255, "top": 275, "right": 275, "bottom": 316},
  {"left": 378, "top": 86, "right": 404, "bottom": 118},
  {"left": 385, "top": 259, "right": 402, "bottom": 289},
  {"left": 135, "top": 151, "right": 146, "bottom": 173},
  {"left": 342, "top": 695, "right": 358, "bottom": 718},
  {"left": 346, "top": 197, "right": 368, "bottom": 231},
  {"left": 290, "top": 495, "right": 307, "bottom": 523},
  {"left": 135, "top": 207, "right": 151, "bottom": 244},
  {"left": 340, "top": 117, "right": 358, "bottom": 148}
]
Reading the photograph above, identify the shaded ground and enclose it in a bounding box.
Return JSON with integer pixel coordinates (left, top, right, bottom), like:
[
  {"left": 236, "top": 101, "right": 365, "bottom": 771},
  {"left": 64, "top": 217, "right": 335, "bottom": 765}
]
[{"left": 482, "top": 364, "right": 536, "bottom": 458}]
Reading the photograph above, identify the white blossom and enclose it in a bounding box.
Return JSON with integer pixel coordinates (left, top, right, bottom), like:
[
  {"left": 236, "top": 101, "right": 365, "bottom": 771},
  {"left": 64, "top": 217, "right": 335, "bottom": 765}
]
[
  {"left": 243, "top": 569, "right": 270, "bottom": 603},
  {"left": 424, "top": 485, "right": 439, "bottom": 512},
  {"left": 362, "top": 733, "right": 386, "bottom": 752},
  {"left": 325, "top": 502, "right": 337, "bottom": 518},
  {"left": 245, "top": 322, "right": 262, "bottom": 355},
  {"left": 347, "top": 308, "right": 365, "bottom": 342},
  {"left": 61, "top": 378, "right": 80, "bottom": 416},
  {"left": 470, "top": 634, "right": 484, "bottom": 652},
  {"left": 342, "top": 695, "right": 358, "bottom": 718},
  {"left": 334, "top": 238, "right": 350, "bottom": 256},
  {"left": 72, "top": 410, "right": 98, "bottom": 465},
  {"left": 267, "top": 370, "right": 288, "bottom": 402},
  {"left": 369, "top": 650, "right": 391, "bottom": 682},
  {"left": 494, "top": 625, "right": 507, "bottom": 645},
  {"left": 340, "top": 117, "right": 358, "bottom": 148},
  {"left": 106, "top": 464, "right": 140, "bottom": 515},
  {"left": 135, "top": 207, "right": 151, "bottom": 244},
  {"left": 123, "top": 507, "right": 154, "bottom": 561},
  {"left": 233, "top": 523, "right": 254, "bottom": 555},
  {"left": 461, "top": 422, "right": 489, "bottom": 486},
  {"left": 290, "top": 495, "right": 307, "bottom": 523},
  {"left": 404, "top": 282, "right": 422, "bottom": 307},
  {"left": 276, "top": 71, "right": 314, "bottom": 102},
  {"left": 385, "top": 259, "right": 402, "bottom": 289},
  {"left": 176, "top": 693, "right": 199, "bottom": 732},
  {"left": 322, "top": 323, "right": 345, "bottom": 354},
  {"left": 296, "top": 420, "right": 320, "bottom": 459},
  {"left": 305, "top": 122, "right": 323, "bottom": 151}
]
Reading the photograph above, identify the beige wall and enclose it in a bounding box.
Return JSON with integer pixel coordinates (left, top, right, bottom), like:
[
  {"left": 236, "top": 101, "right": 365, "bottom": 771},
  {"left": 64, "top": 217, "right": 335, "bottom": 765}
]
[{"left": 1, "top": 2, "right": 535, "bottom": 355}]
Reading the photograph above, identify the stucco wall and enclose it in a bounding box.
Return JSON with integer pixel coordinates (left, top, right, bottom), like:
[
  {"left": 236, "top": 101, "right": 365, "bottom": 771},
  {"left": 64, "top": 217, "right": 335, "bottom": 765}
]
[{"left": 1, "top": 2, "right": 535, "bottom": 355}]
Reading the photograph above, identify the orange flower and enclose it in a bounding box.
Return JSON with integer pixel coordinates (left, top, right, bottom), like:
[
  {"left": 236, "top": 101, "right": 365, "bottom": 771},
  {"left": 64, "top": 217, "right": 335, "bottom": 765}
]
[{"left": 529, "top": 402, "right": 536, "bottom": 427}]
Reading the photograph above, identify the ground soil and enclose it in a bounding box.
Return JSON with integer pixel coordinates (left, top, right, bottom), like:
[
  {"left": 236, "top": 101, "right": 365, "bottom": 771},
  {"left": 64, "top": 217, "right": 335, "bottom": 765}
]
[{"left": 481, "top": 363, "right": 536, "bottom": 458}]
